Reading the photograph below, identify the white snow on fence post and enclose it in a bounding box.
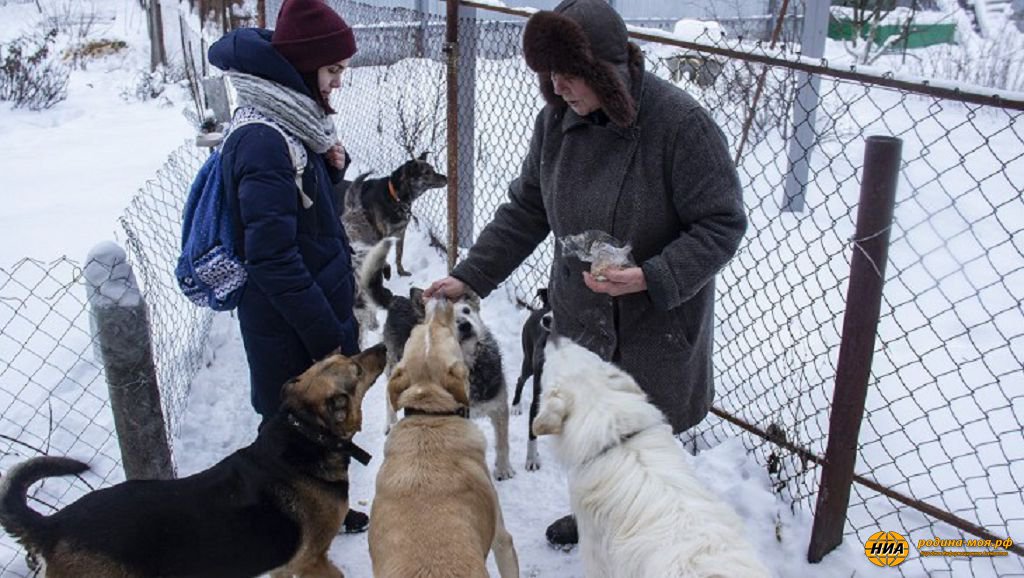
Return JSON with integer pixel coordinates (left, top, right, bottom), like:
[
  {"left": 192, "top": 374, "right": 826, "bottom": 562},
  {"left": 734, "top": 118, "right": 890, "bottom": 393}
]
[{"left": 84, "top": 240, "right": 142, "bottom": 309}]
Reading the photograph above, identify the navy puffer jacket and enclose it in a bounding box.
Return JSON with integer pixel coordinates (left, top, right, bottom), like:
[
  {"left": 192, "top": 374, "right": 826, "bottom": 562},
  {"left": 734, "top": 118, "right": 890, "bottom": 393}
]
[{"left": 209, "top": 28, "right": 358, "bottom": 418}]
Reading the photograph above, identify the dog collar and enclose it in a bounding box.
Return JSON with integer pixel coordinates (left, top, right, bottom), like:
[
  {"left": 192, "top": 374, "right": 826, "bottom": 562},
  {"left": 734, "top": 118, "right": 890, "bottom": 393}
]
[
  {"left": 386, "top": 179, "right": 400, "bottom": 203},
  {"left": 581, "top": 425, "right": 655, "bottom": 468},
  {"left": 285, "top": 413, "right": 373, "bottom": 466},
  {"left": 403, "top": 406, "right": 470, "bottom": 419}
]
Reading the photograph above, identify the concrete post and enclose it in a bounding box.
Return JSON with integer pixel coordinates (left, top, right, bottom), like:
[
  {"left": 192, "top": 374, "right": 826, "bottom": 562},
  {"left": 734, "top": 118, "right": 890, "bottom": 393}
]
[{"left": 85, "top": 241, "right": 174, "bottom": 481}]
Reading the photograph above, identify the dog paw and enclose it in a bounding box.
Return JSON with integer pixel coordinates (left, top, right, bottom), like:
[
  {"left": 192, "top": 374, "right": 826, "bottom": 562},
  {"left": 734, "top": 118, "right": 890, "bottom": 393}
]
[
  {"left": 510, "top": 403, "right": 522, "bottom": 416},
  {"left": 494, "top": 465, "right": 516, "bottom": 481},
  {"left": 525, "top": 458, "right": 541, "bottom": 471},
  {"left": 397, "top": 268, "right": 412, "bottom": 277}
]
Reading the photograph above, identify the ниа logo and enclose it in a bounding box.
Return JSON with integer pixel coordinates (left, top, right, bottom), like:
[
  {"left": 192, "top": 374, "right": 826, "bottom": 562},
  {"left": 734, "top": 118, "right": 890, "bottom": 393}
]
[{"left": 865, "top": 531, "right": 910, "bottom": 567}]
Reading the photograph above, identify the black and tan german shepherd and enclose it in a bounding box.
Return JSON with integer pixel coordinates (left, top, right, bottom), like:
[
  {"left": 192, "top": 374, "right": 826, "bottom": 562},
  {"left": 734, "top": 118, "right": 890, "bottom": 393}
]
[{"left": 0, "top": 344, "right": 386, "bottom": 578}]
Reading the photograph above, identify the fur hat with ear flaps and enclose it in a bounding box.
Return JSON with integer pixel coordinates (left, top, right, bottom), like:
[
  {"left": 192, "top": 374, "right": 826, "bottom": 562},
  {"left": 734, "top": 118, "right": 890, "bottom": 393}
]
[{"left": 522, "top": 0, "right": 641, "bottom": 128}]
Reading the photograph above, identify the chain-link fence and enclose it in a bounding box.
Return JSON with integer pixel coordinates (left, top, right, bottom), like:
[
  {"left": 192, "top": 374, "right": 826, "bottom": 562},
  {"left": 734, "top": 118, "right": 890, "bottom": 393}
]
[
  {"left": 0, "top": 258, "right": 121, "bottom": 576},
  {"left": 0, "top": 142, "right": 210, "bottom": 576}
]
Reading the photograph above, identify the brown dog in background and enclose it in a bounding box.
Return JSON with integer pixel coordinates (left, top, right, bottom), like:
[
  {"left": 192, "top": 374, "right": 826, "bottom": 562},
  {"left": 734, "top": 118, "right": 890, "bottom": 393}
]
[
  {"left": 0, "top": 345, "right": 386, "bottom": 578},
  {"left": 369, "top": 300, "right": 519, "bottom": 578}
]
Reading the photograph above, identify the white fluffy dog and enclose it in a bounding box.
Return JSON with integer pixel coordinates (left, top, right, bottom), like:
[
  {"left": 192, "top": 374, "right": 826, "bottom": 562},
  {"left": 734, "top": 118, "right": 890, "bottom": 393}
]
[{"left": 532, "top": 337, "right": 770, "bottom": 578}]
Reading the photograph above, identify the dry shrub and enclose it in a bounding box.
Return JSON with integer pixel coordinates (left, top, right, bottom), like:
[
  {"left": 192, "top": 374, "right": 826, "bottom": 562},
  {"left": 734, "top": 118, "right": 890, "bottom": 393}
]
[{"left": 0, "top": 29, "right": 70, "bottom": 111}]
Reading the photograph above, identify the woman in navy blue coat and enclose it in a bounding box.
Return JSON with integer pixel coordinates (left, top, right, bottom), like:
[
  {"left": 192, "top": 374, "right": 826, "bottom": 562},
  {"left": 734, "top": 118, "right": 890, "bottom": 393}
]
[
  {"left": 208, "top": 0, "right": 359, "bottom": 424},
  {"left": 207, "top": 0, "right": 369, "bottom": 534}
]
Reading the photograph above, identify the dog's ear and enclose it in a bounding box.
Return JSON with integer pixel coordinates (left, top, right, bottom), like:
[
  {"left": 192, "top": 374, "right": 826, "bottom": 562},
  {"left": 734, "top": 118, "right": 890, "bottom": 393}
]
[
  {"left": 350, "top": 346, "right": 386, "bottom": 402},
  {"left": 409, "top": 287, "right": 425, "bottom": 302},
  {"left": 441, "top": 360, "right": 471, "bottom": 407},
  {"left": 532, "top": 389, "right": 569, "bottom": 436},
  {"left": 387, "top": 366, "right": 410, "bottom": 413},
  {"left": 279, "top": 376, "right": 302, "bottom": 407},
  {"left": 417, "top": 151, "right": 428, "bottom": 162},
  {"left": 537, "top": 287, "right": 549, "bottom": 308},
  {"left": 462, "top": 289, "right": 481, "bottom": 310}
]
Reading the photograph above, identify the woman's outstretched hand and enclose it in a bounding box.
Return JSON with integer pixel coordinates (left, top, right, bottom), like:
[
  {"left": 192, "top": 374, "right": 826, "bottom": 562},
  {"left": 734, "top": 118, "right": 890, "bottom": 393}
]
[{"left": 423, "top": 276, "right": 467, "bottom": 301}]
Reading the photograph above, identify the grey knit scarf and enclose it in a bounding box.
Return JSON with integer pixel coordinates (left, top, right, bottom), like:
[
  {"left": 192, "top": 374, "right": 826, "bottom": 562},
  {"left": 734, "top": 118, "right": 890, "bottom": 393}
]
[{"left": 226, "top": 71, "right": 337, "bottom": 154}]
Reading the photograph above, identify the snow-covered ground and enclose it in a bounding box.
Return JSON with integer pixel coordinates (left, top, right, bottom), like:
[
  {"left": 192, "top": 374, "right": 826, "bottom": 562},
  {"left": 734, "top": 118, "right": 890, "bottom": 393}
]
[
  {"left": 0, "top": 0, "right": 194, "bottom": 270},
  {"left": 2, "top": 0, "right": 1022, "bottom": 576}
]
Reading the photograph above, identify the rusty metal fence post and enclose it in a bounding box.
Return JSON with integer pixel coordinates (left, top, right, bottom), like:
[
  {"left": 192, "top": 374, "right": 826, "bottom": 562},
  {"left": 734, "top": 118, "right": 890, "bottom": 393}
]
[
  {"left": 808, "top": 135, "right": 902, "bottom": 562},
  {"left": 444, "top": 0, "right": 460, "bottom": 273},
  {"left": 444, "top": 0, "right": 477, "bottom": 272}
]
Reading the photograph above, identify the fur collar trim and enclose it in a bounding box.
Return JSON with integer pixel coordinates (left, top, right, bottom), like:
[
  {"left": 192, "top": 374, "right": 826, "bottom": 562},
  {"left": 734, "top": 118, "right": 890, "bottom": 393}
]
[{"left": 523, "top": 10, "right": 644, "bottom": 128}]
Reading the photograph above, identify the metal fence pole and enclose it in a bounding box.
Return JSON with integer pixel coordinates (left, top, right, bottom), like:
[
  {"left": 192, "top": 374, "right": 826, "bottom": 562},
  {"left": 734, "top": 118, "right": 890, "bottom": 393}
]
[
  {"left": 456, "top": 2, "right": 477, "bottom": 250},
  {"left": 85, "top": 241, "right": 174, "bottom": 481},
  {"left": 415, "top": 0, "right": 429, "bottom": 58},
  {"left": 444, "top": 0, "right": 460, "bottom": 272},
  {"left": 781, "top": 0, "right": 828, "bottom": 213},
  {"left": 808, "top": 136, "right": 902, "bottom": 563}
]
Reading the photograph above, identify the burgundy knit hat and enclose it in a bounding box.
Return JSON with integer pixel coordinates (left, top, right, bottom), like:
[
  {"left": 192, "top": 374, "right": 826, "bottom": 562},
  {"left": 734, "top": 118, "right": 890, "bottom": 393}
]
[{"left": 272, "top": 0, "right": 357, "bottom": 74}]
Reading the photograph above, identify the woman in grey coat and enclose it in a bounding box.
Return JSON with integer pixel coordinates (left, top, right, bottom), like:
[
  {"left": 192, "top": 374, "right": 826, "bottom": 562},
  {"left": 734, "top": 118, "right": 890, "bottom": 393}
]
[{"left": 424, "top": 0, "right": 747, "bottom": 546}]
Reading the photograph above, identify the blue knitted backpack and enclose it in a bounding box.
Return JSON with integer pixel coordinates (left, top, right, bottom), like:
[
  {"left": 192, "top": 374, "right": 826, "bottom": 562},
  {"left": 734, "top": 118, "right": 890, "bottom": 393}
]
[{"left": 176, "top": 111, "right": 308, "bottom": 311}]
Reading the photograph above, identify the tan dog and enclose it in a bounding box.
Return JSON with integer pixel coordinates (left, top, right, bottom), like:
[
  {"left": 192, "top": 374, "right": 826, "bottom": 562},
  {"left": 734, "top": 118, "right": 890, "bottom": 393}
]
[
  {"left": 0, "top": 345, "right": 387, "bottom": 578},
  {"left": 369, "top": 300, "right": 519, "bottom": 578}
]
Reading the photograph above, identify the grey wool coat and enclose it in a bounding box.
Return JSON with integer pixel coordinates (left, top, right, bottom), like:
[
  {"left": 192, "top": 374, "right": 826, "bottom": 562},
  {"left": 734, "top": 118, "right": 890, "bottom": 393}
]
[{"left": 452, "top": 41, "right": 746, "bottom": 433}]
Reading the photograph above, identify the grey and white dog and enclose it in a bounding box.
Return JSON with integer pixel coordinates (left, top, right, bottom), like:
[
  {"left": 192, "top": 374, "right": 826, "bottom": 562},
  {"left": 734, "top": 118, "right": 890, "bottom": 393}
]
[
  {"left": 361, "top": 249, "right": 515, "bottom": 481},
  {"left": 337, "top": 153, "right": 447, "bottom": 276},
  {"left": 339, "top": 155, "right": 446, "bottom": 345}
]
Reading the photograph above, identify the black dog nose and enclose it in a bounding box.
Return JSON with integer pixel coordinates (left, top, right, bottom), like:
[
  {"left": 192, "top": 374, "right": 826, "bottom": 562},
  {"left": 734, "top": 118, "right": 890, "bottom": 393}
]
[{"left": 458, "top": 320, "right": 474, "bottom": 337}]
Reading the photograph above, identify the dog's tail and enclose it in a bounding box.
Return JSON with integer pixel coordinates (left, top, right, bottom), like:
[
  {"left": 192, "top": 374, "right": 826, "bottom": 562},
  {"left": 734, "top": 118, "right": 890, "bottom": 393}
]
[
  {"left": 0, "top": 456, "right": 88, "bottom": 548},
  {"left": 359, "top": 238, "right": 394, "bottom": 309}
]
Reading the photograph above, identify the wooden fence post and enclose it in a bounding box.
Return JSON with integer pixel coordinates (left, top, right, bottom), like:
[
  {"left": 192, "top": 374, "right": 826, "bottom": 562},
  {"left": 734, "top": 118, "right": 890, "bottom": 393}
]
[
  {"left": 85, "top": 241, "right": 174, "bottom": 481},
  {"left": 445, "top": 0, "right": 477, "bottom": 270},
  {"left": 444, "top": 0, "right": 459, "bottom": 272},
  {"left": 808, "top": 136, "right": 902, "bottom": 562},
  {"left": 147, "top": 0, "right": 167, "bottom": 71}
]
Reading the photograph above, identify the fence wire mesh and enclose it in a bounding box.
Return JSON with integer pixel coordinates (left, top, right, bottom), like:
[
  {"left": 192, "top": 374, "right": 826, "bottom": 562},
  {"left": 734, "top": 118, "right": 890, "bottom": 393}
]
[
  {"left": 118, "top": 142, "right": 215, "bottom": 438},
  {"left": 0, "top": 258, "right": 121, "bottom": 576},
  {"left": 0, "top": 142, "right": 211, "bottom": 575}
]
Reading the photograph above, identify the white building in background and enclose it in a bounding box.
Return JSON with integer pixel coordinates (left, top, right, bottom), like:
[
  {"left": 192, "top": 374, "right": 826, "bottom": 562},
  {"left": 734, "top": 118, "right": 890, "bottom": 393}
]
[{"left": 337, "top": 0, "right": 778, "bottom": 26}]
